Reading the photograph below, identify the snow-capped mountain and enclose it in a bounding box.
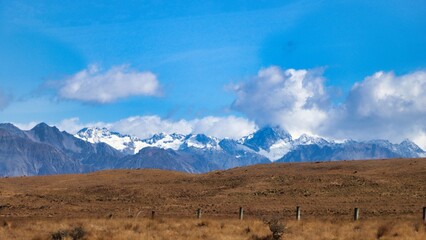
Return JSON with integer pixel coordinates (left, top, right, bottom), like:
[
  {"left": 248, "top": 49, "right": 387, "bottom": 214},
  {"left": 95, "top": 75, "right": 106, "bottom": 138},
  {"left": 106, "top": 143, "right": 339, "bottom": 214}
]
[
  {"left": 293, "top": 134, "right": 330, "bottom": 146},
  {"left": 75, "top": 126, "right": 426, "bottom": 164},
  {"left": 76, "top": 127, "right": 139, "bottom": 155},
  {"left": 239, "top": 127, "right": 331, "bottom": 161},
  {"left": 137, "top": 133, "right": 186, "bottom": 151},
  {"left": 0, "top": 123, "right": 123, "bottom": 176},
  {"left": 1, "top": 122, "right": 425, "bottom": 177},
  {"left": 179, "top": 134, "right": 221, "bottom": 150},
  {"left": 75, "top": 128, "right": 221, "bottom": 154},
  {"left": 240, "top": 126, "right": 293, "bottom": 161}
]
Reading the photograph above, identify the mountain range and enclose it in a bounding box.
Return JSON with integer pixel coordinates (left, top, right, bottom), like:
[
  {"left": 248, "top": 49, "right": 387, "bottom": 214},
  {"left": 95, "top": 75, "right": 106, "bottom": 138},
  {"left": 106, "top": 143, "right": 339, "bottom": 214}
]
[{"left": 0, "top": 123, "right": 424, "bottom": 177}]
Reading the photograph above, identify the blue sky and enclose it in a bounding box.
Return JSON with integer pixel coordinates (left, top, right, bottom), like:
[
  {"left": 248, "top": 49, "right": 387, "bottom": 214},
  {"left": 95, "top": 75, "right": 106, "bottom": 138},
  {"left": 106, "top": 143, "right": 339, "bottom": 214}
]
[{"left": 1, "top": 1, "right": 426, "bottom": 147}]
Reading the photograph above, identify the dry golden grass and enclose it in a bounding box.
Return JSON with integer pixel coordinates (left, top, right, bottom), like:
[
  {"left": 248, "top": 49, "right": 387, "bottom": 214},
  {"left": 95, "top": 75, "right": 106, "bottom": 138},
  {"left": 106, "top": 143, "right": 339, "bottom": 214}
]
[
  {"left": 1, "top": 158, "right": 426, "bottom": 239},
  {"left": 1, "top": 158, "right": 425, "bottom": 220},
  {"left": 0, "top": 218, "right": 270, "bottom": 240},
  {"left": 284, "top": 219, "right": 426, "bottom": 240},
  {"left": 0, "top": 217, "right": 425, "bottom": 240}
]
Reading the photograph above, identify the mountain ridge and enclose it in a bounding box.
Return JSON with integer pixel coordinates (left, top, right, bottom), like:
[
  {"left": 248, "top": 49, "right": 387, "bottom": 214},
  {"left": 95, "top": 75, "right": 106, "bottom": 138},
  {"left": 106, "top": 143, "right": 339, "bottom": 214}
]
[
  {"left": 0, "top": 122, "right": 424, "bottom": 176},
  {"left": 75, "top": 125, "right": 425, "bottom": 161}
]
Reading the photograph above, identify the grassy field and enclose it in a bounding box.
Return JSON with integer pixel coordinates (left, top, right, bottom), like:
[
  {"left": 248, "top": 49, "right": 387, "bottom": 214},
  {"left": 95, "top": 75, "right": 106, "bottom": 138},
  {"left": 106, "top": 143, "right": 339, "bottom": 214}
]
[
  {"left": 0, "top": 158, "right": 426, "bottom": 239},
  {"left": 1, "top": 217, "right": 426, "bottom": 240}
]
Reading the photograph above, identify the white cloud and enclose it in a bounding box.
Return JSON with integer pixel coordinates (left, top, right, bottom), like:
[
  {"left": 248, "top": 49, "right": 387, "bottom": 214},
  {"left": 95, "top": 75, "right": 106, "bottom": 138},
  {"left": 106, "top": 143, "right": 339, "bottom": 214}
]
[
  {"left": 231, "top": 67, "right": 426, "bottom": 149},
  {"left": 326, "top": 70, "right": 426, "bottom": 149},
  {"left": 12, "top": 67, "right": 426, "bottom": 150},
  {"left": 190, "top": 116, "right": 257, "bottom": 138},
  {"left": 231, "top": 66, "right": 329, "bottom": 138},
  {"left": 111, "top": 115, "right": 257, "bottom": 139},
  {"left": 57, "top": 65, "right": 161, "bottom": 103},
  {"left": 23, "top": 115, "right": 257, "bottom": 140},
  {"left": 111, "top": 116, "right": 193, "bottom": 139},
  {"left": 346, "top": 71, "right": 426, "bottom": 118},
  {"left": 56, "top": 118, "right": 108, "bottom": 134}
]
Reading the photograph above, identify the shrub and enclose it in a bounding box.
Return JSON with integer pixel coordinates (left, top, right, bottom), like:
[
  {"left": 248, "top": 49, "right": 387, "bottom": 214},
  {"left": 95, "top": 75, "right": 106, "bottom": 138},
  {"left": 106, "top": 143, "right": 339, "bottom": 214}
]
[
  {"left": 197, "top": 221, "right": 208, "bottom": 227},
  {"left": 268, "top": 219, "right": 285, "bottom": 240},
  {"left": 51, "top": 230, "right": 68, "bottom": 240},
  {"left": 376, "top": 223, "right": 392, "bottom": 239},
  {"left": 69, "top": 226, "right": 86, "bottom": 240},
  {"left": 51, "top": 226, "right": 86, "bottom": 240}
]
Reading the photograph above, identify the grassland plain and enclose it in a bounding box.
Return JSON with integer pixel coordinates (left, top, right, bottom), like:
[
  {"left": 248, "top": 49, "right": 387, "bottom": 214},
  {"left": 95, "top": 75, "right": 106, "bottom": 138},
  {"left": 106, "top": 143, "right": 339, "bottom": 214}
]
[
  {"left": 0, "top": 158, "right": 425, "bottom": 239},
  {"left": 1, "top": 218, "right": 426, "bottom": 240}
]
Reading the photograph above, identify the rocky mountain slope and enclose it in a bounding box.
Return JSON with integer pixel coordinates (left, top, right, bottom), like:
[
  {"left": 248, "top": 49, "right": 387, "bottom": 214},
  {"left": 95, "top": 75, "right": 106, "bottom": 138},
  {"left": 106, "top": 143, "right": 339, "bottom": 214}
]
[
  {"left": 77, "top": 125, "right": 426, "bottom": 163},
  {"left": 0, "top": 123, "right": 424, "bottom": 176}
]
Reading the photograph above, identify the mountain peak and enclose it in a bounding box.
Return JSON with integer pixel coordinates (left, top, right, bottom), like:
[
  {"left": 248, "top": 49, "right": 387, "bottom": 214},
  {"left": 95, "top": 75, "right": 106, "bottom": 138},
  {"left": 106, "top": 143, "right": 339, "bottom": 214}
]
[
  {"left": 258, "top": 126, "right": 291, "bottom": 139},
  {"left": 77, "top": 127, "right": 112, "bottom": 137},
  {"left": 243, "top": 125, "right": 292, "bottom": 151},
  {"left": 399, "top": 139, "right": 424, "bottom": 153},
  {"left": 29, "top": 122, "right": 64, "bottom": 142},
  {"left": 180, "top": 133, "right": 220, "bottom": 150},
  {"left": 149, "top": 133, "right": 168, "bottom": 142},
  {"left": 0, "top": 123, "right": 27, "bottom": 138},
  {"left": 32, "top": 122, "right": 60, "bottom": 131},
  {"left": 0, "top": 123, "right": 20, "bottom": 131},
  {"left": 75, "top": 127, "right": 136, "bottom": 154},
  {"left": 294, "top": 134, "right": 328, "bottom": 146}
]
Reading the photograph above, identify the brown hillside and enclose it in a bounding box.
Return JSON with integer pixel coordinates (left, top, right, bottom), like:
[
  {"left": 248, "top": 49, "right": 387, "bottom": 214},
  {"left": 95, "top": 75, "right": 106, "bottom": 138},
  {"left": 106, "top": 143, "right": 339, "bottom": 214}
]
[{"left": 0, "top": 158, "right": 425, "bottom": 220}]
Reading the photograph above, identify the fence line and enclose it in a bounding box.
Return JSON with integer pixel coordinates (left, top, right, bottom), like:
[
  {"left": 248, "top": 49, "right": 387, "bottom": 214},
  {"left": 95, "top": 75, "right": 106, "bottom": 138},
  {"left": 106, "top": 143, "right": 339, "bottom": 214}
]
[{"left": 143, "top": 206, "right": 426, "bottom": 221}]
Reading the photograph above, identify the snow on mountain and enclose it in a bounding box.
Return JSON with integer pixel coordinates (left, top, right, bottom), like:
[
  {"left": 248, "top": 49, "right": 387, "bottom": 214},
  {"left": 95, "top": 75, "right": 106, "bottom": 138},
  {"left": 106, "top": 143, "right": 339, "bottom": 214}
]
[
  {"left": 256, "top": 139, "right": 292, "bottom": 161},
  {"left": 3, "top": 122, "right": 425, "bottom": 177},
  {"left": 75, "top": 126, "right": 299, "bottom": 160},
  {"left": 294, "top": 134, "right": 329, "bottom": 146},
  {"left": 136, "top": 133, "right": 186, "bottom": 151},
  {"left": 75, "top": 128, "right": 217, "bottom": 154},
  {"left": 242, "top": 126, "right": 292, "bottom": 151},
  {"left": 75, "top": 127, "right": 138, "bottom": 154},
  {"left": 179, "top": 134, "right": 221, "bottom": 150},
  {"left": 398, "top": 139, "right": 425, "bottom": 155},
  {"left": 75, "top": 126, "right": 426, "bottom": 163},
  {"left": 241, "top": 126, "right": 293, "bottom": 161}
]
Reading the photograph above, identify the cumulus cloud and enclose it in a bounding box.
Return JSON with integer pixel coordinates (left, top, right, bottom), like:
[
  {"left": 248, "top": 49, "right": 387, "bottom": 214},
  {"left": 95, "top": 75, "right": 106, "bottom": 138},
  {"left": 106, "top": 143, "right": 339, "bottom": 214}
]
[
  {"left": 326, "top": 70, "right": 426, "bottom": 149},
  {"left": 13, "top": 67, "right": 426, "bottom": 149},
  {"left": 231, "top": 66, "right": 329, "bottom": 137},
  {"left": 56, "top": 118, "right": 108, "bottom": 134},
  {"left": 110, "top": 115, "right": 257, "bottom": 139},
  {"left": 190, "top": 116, "right": 257, "bottom": 138},
  {"left": 27, "top": 115, "right": 257, "bottom": 140},
  {"left": 57, "top": 65, "right": 161, "bottom": 103},
  {"left": 231, "top": 66, "right": 426, "bottom": 149},
  {"left": 111, "top": 116, "right": 193, "bottom": 139}
]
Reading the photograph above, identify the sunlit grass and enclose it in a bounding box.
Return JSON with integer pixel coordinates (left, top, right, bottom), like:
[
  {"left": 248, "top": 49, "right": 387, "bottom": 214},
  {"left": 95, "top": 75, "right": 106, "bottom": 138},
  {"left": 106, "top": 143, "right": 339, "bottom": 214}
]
[{"left": 1, "top": 217, "right": 425, "bottom": 240}]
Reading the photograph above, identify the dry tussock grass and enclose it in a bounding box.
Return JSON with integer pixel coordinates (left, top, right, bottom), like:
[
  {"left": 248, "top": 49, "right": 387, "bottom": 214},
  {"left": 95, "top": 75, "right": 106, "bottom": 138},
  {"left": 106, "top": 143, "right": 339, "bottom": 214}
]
[
  {"left": 0, "top": 218, "right": 270, "bottom": 240},
  {"left": 0, "top": 217, "right": 425, "bottom": 240},
  {"left": 0, "top": 159, "right": 425, "bottom": 239},
  {"left": 283, "top": 219, "right": 426, "bottom": 240},
  {"left": 1, "top": 158, "right": 425, "bottom": 220}
]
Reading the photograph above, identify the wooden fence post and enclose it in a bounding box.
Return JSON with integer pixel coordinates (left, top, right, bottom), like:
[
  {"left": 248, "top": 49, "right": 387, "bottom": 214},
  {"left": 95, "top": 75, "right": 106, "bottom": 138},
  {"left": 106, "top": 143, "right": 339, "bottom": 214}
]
[
  {"left": 353, "top": 208, "right": 359, "bottom": 221},
  {"left": 196, "top": 208, "right": 202, "bottom": 219},
  {"left": 239, "top": 207, "right": 244, "bottom": 220},
  {"left": 423, "top": 207, "right": 426, "bottom": 222},
  {"left": 151, "top": 210, "right": 155, "bottom": 219},
  {"left": 296, "top": 206, "right": 301, "bottom": 221}
]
